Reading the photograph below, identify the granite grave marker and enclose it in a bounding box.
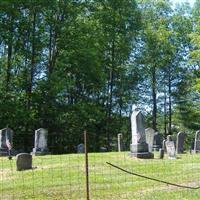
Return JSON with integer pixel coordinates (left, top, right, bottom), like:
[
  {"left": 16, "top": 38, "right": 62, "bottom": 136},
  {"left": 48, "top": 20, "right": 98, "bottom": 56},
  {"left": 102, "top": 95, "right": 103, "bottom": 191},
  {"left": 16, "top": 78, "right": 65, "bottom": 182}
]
[
  {"left": 145, "top": 128, "right": 155, "bottom": 152},
  {"left": 194, "top": 130, "right": 200, "bottom": 153},
  {"left": 153, "top": 132, "right": 162, "bottom": 151},
  {"left": 16, "top": 153, "right": 32, "bottom": 171},
  {"left": 32, "top": 128, "right": 49, "bottom": 155},
  {"left": 77, "top": 143, "right": 84, "bottom": 153},
  {"left": 130, "top": 110, "right": 154, "bottom": 158},
  {"left": 165, "top": 135, "right": 176, "bottom": 159},
  {"left": 0, "top": 128, "right": 13, "bottom": 156},
  {"left": 176, "top": 132, "right": 186, "bottom": 154},
  {"left": 118, "top": 133, "right": 123, "bottom": 152}
]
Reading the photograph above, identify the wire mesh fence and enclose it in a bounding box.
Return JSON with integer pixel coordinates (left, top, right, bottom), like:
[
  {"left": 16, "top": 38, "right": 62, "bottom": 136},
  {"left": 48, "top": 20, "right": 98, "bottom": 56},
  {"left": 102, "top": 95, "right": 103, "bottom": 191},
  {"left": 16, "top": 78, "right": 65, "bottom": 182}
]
[{"left": 1, "top": 132, "right": 200, "bottom": 200}]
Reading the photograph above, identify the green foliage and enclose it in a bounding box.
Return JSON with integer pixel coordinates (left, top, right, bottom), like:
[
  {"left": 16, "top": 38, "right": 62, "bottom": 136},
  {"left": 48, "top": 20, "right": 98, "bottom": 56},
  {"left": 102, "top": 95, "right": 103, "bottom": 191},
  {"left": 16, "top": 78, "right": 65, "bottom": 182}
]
[{"left": 0, "top": 0, "right": 199, "bottom": 152}]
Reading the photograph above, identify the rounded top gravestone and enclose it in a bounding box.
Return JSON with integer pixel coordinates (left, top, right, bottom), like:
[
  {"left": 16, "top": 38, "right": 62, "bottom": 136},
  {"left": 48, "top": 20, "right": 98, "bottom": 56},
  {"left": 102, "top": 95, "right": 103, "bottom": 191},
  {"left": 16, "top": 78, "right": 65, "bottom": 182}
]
[
  {"left": 165, "top": 135, "right": 176, "bottom": 159},
  {"left": 176, "top": 132, "right": 186, "bottom": 154},
  {"left": 16, "top": 153, "right": 32, "bottom": 171},
  {"left": 77, "top": 144, "right": 85, "bottom": 153},
  {"left": 194, "top": 130, "right": 200, "bottom": 153},
  {"left": 145, "top": 128, "right": 155, "bottom": 152}
]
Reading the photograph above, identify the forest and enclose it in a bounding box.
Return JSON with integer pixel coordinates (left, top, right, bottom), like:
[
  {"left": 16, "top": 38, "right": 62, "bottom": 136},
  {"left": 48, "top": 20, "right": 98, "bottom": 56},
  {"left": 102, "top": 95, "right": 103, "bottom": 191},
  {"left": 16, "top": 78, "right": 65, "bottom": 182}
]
[{"left": 0, "top": 0, "right": 200, "bottom": 153}]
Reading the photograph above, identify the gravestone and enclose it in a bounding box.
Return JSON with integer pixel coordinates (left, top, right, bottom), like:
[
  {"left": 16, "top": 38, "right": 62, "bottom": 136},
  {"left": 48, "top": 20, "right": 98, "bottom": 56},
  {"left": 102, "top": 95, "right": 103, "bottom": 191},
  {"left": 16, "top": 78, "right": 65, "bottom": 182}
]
[
  {"left": 159, "top": 148, "right": 164, "bottom": 159},
  {"left": 100, "top": 147, "right": 107, "bottom": 152},
  {"left": 194, "top": 130, "right": 200, "bottom": 153},
  {"left": 77, "top": 144, "right": 84, "bottom": 153},
  {"left": 190, "top": 140, "right": 194, "bottom": 154},
  {"left": 162, "top": 139, "right": 167, "bottom": 152},
  {"left": 165, "top": 135, "right": 176, "bottom": 159},
  {"left": 176, "top": 132, "right": 186, "bottom": 154},
  {"left": 16, "top": 153, "right": 32, "bottom": 171},
  {"left": 0, "top": 128, "right": 13, "bottom": 156},
  {"left": 145, "top": 128, "right": 155, "bottom": 152},
  {"left": 130, "top": 110, "right": 154, "bottom": 158},
  {"left": 153, "top": 133, "right": 162, "bottom": 151},
  {"left": 32, "top": 128, "right": 49, "bottom": 155},
  {"left": 118, "top": 133, "right": 123, "bottom": 152}
]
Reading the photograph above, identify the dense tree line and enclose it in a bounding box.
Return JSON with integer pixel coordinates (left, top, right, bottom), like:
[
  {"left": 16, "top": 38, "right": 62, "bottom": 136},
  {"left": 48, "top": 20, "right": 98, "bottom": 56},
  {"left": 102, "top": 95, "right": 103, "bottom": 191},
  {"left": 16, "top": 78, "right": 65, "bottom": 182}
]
[{"left": 0, "top": 0, "right": 199, "bottom": 153}]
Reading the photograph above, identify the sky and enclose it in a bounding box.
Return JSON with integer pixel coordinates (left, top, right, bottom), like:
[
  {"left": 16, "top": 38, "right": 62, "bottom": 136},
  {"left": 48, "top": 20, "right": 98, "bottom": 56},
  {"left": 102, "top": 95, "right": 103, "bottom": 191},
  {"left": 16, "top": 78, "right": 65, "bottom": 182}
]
[{"left": 173, "top": 0, "right": 195, "bottom": 6}]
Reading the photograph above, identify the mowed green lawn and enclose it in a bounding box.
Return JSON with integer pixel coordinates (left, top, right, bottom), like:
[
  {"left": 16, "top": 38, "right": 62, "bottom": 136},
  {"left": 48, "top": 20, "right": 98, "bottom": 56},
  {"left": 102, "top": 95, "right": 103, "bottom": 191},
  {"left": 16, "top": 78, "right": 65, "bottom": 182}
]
[{"left": 1, "top": 152, "right": 200, "bottom": 200}]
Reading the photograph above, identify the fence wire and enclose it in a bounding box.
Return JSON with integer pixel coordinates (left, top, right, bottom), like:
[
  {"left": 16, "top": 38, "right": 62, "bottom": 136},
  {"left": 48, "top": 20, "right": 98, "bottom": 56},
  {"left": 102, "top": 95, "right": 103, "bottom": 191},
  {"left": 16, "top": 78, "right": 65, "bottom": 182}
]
[{"left": 0, "top": 135, "right": 200, "bottom": 200}]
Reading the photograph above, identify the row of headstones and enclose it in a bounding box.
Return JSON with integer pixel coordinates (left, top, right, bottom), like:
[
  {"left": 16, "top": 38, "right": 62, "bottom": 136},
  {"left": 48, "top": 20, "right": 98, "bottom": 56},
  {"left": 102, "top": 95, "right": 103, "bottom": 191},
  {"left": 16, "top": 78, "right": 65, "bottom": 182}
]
[
  {"left": 130, "top": 110, "right": 200, "bottom": 159},
  {"left": 117, "top": 130, "right": 185, "bottom": 159},
  {"left": 0, "top": 128, "right": 49, "bottom": 156},
  {"left": 146, "top": 130, "right": 187, "bottom": 155},
  {"left": 0, "top": 128, "right": 49, "bottom": 171}
]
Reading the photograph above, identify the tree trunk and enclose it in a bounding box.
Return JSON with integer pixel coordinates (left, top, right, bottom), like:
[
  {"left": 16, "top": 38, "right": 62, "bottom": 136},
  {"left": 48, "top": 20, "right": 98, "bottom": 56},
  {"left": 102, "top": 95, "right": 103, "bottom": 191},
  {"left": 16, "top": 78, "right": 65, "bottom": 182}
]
[
  {"left": 106, "top": 38, "right": 115, "bottom": 151},
  {"left": 152, "top": 65, "right": 157, "bottom": 131},
  {"left": 168, "top": 65, "right": 172, "bottom": 134},
  {"left": 27, "top": 11, "right": 36, "bottom": 109},
  {"left": 164, "top": 85, "right": 167, "bottom": 138},
  {"left": 6, "top": 17, "right": 13, "bottom": 92}
]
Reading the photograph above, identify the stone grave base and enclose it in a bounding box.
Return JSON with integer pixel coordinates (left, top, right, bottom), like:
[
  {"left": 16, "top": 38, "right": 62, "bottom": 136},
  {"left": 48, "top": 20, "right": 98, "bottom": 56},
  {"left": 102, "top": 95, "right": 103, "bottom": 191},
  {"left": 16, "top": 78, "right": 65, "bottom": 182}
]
[
  {"left": 0, "top": 150, "right": 8, "bottom": 156},
  {"left": 129, "top": 152, "right": 154, "bottom": 159},
  {"left": 153, "top": 145, "right": 162, "bottom": 151},
  {"left": 31, "top": 151, "right": 49, "bottom": 156},
  {"left": 130, "top": 143, "right": 149, "bottom": 152},
  {"left": 31, "top": 147, "right": 49, "bottom": 156},
  {"left": 191, "top": 150, "right": 200, "bottom": 154},
  {"left": 168, "top": 157, "right": 176, "bottom": 159},
  {"left": 0, "top": 148, "right": 14, "bottom": 156}
]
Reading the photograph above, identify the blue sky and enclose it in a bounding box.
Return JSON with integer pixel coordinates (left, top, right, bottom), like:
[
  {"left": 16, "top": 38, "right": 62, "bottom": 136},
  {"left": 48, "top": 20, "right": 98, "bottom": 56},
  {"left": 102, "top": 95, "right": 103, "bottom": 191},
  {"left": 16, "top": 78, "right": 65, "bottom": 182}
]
[{"left": 173, "top": 0, "right": 195, "bottom": 6}]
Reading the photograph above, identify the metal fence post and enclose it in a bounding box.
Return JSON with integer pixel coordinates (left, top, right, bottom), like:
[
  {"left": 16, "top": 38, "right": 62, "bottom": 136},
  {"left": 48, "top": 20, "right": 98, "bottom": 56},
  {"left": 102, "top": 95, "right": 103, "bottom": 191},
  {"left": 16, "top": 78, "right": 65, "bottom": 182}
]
[{"left": 84, "top": 130, "right": 90, "bottom": 200}]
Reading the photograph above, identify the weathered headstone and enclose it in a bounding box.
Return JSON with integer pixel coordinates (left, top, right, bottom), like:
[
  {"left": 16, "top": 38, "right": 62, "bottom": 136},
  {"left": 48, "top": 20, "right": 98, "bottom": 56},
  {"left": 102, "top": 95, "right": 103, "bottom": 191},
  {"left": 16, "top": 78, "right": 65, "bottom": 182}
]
[
  {"left": 77, "top": 143, "right": 84, "bottom": 153},
  {"left": 145, "top": 128, "right": 155, "bottom": 152},
  {"left": 194, "top": 130, "right": 200, "bottom": 153},
  {"left": 130, "top": 110, "right": 154, "bottom": 158},
  {"left": 118, "top": 133, "right": 123, "bottom": 152},
  {"left": 162, "top": 139, "right": 167, "bottom": 152},
  {"left": 16, "top": 153, "right": 32, "bottom": 171},
  {"left": 0, "top": 128, "right": 13, "bottom": 156},
  {"left": 190, "top": 140, "right": 194, "bottom": 154},
  {"left": 100, "top": 147, "right": 107, "bottom": 152},
  {"left": 165, "top": 135, "right": 176, "bottom": 159},
  {"left": 159, "top": 148, "right": 164, "bottom": 159},
  {"left": 176, "top": 132, "right": 186, "bottom": 154},
  {"left": 32, "top": 128, "right": 49, "bottom": 155},
  {"left": 153, "top": 132, "right": 162, "bottom": 151}
]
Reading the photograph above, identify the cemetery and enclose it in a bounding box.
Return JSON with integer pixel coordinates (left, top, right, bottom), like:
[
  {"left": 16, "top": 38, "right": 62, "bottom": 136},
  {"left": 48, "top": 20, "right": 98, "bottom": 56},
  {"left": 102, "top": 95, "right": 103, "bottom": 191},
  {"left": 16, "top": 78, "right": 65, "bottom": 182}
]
[
  {"left": 0, "top": 0, "right": 200, "bottom": 199},
  {"left": 0, "top": 109, "right": 200, "bottom": 199}
]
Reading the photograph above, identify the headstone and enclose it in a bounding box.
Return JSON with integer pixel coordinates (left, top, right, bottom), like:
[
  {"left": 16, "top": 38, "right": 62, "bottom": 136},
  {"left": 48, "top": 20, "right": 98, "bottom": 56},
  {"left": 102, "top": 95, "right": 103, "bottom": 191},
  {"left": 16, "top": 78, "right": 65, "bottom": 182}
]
[
  {"left": 145, "top": 128, "right": 155, "bottom": 152},
  {"left": 77, "top": 144, "right": 84, "bottom": 153},
  {"left": 190, "top": 140, "right": 194, "bottom": 154},
  {"left": 167, "top": 135, "right": 173, "bottom": 141},
  {"left": 176, "top": 132, "right": 186, "bottom": 154},
  {"left": 194, "top": 130, "right": 200, "bottom": 153},
  {"left": 32, "top": 128, "right": 49, "bottom": 155},
  {"left": 16, "top": 153, "right": 32, "bottom": 171},
  {"left": 130, "top": 110, "right": 154, "bottom": 159},
  {"left": 153, "top": 132, "right": 162, "bottom": 151},
  {"left": 159, "top": 148, "right": 164, "bottom": 159},
  {"left": 0, "top": 128, "right": 13, "bottom": 156},
  {"left": 100, "top": 147, "right": 107, "bottom": 152},
  {"left": 162, "top": 139, "right": 167, "bottom": 152},
  {"left": 165, "top": 135, "right": 176, "bottom": 159},
  {"left": 118, "top": 133, "right": 123, "bottom": 152}
]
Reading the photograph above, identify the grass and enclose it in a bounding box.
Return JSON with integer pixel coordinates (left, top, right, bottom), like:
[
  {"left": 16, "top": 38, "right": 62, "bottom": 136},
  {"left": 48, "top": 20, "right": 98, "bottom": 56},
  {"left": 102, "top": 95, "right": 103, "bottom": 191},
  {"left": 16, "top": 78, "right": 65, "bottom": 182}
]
[{"left": 1, "top": 152, "right": 200, "bottom": 200}]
